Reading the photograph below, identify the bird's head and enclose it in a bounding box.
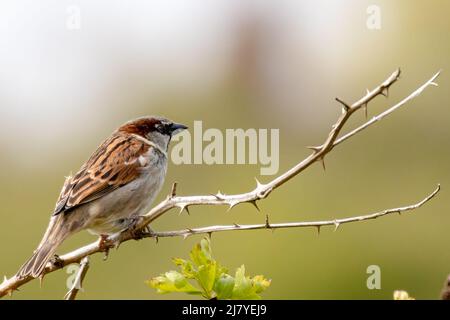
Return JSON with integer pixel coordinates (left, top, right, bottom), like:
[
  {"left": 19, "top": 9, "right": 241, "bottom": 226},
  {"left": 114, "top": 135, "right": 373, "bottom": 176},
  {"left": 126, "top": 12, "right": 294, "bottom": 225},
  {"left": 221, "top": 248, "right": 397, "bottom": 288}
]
[{"left": 118, "top": 116, "right": 188, "bottom": 151}]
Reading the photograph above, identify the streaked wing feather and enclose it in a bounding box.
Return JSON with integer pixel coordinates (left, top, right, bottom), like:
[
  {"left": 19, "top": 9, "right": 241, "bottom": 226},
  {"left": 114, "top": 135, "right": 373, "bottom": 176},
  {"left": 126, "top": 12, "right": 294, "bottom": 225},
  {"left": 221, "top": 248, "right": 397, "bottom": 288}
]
[{"left": 53, "top": 133, "right": 149, "bottom": 215}]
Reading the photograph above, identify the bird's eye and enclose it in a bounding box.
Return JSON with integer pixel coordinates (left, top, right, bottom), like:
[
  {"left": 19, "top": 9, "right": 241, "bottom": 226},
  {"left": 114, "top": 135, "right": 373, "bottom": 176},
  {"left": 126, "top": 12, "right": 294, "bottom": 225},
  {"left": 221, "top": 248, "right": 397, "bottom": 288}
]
[{"left": 155, "top": 123, "right": 169, "bottom": 135}]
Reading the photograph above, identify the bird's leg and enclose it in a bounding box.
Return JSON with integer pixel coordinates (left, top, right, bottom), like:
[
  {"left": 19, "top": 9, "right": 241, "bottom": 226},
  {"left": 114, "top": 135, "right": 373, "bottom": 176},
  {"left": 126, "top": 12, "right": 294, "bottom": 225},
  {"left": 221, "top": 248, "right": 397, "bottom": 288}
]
[
  {"left": 105, "top": 217, "right": 156, "bottom": 251},
  {"left": 127, "top": 216, "right": 154, "bottom": 240}
]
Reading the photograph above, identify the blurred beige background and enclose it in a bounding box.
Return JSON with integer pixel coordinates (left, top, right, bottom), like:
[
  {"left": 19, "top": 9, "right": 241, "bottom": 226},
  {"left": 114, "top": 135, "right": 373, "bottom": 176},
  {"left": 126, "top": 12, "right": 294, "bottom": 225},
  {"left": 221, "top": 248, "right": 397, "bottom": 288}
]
[{"left": 0, "top": 0, "right": 449, "bottom": 299}]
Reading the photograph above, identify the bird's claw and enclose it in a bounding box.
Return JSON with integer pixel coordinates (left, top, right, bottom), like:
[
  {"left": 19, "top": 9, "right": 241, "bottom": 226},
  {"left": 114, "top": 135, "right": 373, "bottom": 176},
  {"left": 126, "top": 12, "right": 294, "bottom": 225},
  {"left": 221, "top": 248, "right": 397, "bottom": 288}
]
[
  {"left": 98, "top": 234, "right": 111, "bottom": 260},
  {"left": 128, "top": 216, "right": 154, "bottom": 240}
]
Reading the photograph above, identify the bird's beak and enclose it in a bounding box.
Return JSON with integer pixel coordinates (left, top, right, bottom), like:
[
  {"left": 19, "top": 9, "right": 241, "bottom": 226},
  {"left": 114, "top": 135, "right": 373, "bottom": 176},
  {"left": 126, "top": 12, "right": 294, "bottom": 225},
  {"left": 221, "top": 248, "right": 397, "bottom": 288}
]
[{"left": 170, "top": 122, "right": 188, "bottom": 136}]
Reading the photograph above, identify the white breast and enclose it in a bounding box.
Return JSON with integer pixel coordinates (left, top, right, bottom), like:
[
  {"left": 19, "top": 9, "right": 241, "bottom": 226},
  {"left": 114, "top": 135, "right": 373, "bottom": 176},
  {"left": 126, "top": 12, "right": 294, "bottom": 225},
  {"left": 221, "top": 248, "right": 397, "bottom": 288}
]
[{"left": 84, "top": 147, "right": 168, "bottom": 235}]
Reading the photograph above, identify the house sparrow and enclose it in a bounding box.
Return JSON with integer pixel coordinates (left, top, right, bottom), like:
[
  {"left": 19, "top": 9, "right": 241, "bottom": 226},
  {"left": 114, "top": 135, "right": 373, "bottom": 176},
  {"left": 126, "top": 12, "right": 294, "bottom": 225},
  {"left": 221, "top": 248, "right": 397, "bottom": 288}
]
[{"left": 17, "top": 116, "right": 187, "bottom": 279}]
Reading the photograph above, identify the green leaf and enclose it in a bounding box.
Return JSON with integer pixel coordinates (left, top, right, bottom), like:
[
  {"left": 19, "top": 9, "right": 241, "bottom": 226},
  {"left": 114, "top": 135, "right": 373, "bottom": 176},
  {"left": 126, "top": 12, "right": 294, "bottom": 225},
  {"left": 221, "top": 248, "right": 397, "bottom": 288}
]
[
  {"left": 147, "top": 237, "right": 271, "bottom": 300},
  {"left": 214, "top": 274, "right": 235, "bottom": 300},
  {"left": 189, "top": 238, "right": 212, "bottom": 267},
  {"left": 146, "top": 271, "right": 202, "bottom": 295},
  {"left": 231, "top": 265, "right": 257, "bottom": 299},
  {"left": 252, "top": 275, "right": 271, "bottom": 294},
  {"left": 196, "top": 261, "right": 217, "bottom": 298},
  {"left": 230, "top": 265, "right": 271, "bottom": 299},
  {"left": 172, "top": 258, "right": 196, "bottom": 279}
]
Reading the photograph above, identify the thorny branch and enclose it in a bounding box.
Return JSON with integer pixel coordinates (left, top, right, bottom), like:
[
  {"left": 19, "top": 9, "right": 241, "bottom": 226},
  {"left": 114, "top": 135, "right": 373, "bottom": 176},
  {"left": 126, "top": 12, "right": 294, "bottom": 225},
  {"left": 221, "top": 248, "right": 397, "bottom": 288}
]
[
  {"left": 134, "top": 184, "right": 441, "bottom": 239},
  {"left": 0, "top": 69, "right": 441, "bottom": 298}
]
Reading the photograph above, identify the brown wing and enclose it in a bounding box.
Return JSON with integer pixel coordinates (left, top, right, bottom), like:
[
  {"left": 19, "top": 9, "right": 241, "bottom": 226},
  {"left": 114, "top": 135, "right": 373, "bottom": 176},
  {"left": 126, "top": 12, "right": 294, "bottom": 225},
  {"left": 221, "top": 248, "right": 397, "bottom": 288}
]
[{"left": 53, "top": 133, "right": 150, "bottom": 215}]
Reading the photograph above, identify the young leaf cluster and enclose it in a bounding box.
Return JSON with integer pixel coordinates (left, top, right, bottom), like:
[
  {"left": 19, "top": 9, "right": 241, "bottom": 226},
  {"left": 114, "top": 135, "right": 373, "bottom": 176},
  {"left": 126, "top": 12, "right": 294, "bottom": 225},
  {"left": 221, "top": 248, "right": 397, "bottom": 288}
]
[{"left": 147, "top": 237, "right": 271, "bottom": 299}]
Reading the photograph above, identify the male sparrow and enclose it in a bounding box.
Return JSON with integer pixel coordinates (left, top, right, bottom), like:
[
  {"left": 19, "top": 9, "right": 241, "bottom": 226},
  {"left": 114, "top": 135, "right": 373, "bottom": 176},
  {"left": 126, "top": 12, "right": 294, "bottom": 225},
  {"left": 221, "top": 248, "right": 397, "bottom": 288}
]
[{"left": 17, "top": 116, "right": 187, "bottom": 279}]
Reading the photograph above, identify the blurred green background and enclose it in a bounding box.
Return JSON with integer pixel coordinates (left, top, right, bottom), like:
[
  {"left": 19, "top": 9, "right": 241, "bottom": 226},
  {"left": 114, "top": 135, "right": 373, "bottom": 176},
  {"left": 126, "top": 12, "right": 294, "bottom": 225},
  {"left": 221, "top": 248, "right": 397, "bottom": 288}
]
[{"left": 0, "top": 0, "right": 449, "bottom": 299}]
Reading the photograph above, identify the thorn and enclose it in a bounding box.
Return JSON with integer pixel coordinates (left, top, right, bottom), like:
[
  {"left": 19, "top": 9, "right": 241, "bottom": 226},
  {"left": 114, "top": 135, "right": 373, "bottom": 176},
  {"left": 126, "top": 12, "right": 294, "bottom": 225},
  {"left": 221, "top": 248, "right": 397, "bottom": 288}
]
[
  {"left": 363, "top": 103, "right": 368, "bottom": 119},
  {"left": 154, "top": 235, "right": 159, "bottom": 244},
  {"left": 249, "top": 200, "right": 260, "bottom": 212},
  {"left": 307, "top": 145, "right": 321, "bottom": 153},
  {"left": 178, "top": 204, "right": 190, "bottom": 215},
  {"left": 265, "top": 214, "right": 271, "bottom": 228},
  {"left": 366, "top": 88, "right": 370, "bottom": 95},
  {"left": 319, "top": 157, "right": 326, "bottom": 171},
  {"left": 233, "top": 223, "right": 240, "bottom": 228},
  {"left": 430, "top": 82, "right": 439, "bottom": 87},
  {"left": 207, "top": 232, "right": 212, "bottom": 239},
  {"left": 255, "top": 177, "right": 264, "bottom": 189},
  {"left": 182, "top": 233, "right": 189, "bottom": 240},
  {"left": 103, "top": 250, "right": 109, "bottom": 261},
  {"left": 227, "top": 201, "right": 239, "bottom": 212},
  {"left": 169, "top": 182, "right": 177, "bottom": 199},
  {"left": 211, "top": 193, "right": 222, "bottom": 200},
  {"left": 398, "top": 210, "right": 402, "bottom": 216},
  {"left": 215, "top": 191, "right": 225, "bottom": 200},
  {"left": 333, "top": 220, "right": 340, "bottom": 232},
  {"left": 335, "top": 97, "right": 350, "bottom": 111},
  {"left": 381, "top": 87, "right": 389, "bottom": 97},
  {"left": 7, "top": 289, "right": 13, "bottom": 297},
  {"left": 316, "top": 226, "right": 321, "bottom": 236}
]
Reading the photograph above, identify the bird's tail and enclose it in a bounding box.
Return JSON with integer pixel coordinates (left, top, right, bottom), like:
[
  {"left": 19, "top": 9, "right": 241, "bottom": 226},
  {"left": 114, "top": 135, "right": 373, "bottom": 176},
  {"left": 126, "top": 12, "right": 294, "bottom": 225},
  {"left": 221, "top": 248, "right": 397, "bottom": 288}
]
[{"left": 17, "top": 214, "right": 68, "bottom": 279}]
